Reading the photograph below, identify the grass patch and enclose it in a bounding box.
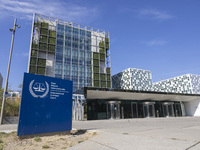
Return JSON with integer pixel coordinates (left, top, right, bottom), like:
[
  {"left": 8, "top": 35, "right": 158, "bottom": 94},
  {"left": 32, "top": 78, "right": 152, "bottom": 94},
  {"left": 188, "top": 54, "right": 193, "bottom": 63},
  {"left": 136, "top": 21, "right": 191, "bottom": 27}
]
[
  {"left": 34, "top": 136, "right": 42, "bottom": 142},
  {"left": 78, "top": 140, "right": 83, "bottom": 143},
  {"left": 123, "top": 133, "right": 128, "bottom": 135},
  {"left": 42, "top": 145, "right": 50, "bottom": 149}
]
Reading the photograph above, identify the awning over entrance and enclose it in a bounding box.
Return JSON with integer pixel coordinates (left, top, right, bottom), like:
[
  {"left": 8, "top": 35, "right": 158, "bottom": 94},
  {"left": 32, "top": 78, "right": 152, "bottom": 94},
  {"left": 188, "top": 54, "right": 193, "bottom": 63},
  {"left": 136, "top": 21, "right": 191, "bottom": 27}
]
[{"left": 84, "top": 87, "right": 200, "bottom": 102}]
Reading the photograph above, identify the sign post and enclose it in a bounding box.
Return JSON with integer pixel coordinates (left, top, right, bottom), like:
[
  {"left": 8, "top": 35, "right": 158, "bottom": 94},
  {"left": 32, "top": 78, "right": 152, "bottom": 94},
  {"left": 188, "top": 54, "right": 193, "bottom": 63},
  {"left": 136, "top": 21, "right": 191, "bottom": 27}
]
[{"left": 17, "top": 73, "right": 73, "bottom": 136}]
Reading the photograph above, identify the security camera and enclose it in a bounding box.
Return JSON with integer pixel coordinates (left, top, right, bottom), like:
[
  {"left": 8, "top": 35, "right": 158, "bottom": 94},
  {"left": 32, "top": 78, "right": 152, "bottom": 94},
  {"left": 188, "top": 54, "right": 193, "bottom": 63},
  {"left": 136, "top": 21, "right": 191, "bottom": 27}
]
[
  {"left": 9, "top": 28, "right": 13, "bottom": 32},
  {"left": 16, "top": 25, "right": 20, "bottom": 28}
]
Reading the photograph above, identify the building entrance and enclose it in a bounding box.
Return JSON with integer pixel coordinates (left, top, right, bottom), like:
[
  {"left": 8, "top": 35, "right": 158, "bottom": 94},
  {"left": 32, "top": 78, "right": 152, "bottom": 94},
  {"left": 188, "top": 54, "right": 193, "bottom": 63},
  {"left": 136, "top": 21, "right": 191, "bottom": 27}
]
[
  {"left": 143, "top": 102, "right": 155, "bottom": 118},
  {"left": 106, "top": 101, "right": 121, "bottom": 119},
  {"left": 174, "top": 103, "right": 182, "bottom": 116},
  {"left": 131, "top": 102, "right": 138, "bottom": 118},
  {"left": 162, "top": 102, "right": 175, "bottom": 117}
]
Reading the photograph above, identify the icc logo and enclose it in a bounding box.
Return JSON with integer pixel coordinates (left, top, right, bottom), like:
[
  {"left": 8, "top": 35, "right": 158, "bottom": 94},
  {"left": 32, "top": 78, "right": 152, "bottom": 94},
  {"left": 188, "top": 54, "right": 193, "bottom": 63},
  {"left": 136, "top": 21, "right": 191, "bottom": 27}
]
[{"left": 29, "top": 80, "right": 49, "bottom": 98}]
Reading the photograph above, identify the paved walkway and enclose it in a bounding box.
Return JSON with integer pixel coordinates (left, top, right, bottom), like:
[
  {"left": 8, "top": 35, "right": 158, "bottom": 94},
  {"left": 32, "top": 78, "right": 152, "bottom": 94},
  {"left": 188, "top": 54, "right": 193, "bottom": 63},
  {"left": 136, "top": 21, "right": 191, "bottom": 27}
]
[
  {"left": 69, "top": 117, "right": 200, "bottom": 150},
  {"left": 1, "top": 117, "right": 200, "bottom": 149}
]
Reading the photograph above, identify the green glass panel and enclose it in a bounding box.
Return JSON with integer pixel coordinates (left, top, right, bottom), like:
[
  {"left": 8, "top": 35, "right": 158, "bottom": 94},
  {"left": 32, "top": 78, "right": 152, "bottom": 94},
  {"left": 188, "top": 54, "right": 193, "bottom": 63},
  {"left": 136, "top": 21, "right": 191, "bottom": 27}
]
[
  {"left": 32, "top": 43, "right": 38, "bottom": 49},
  {"left": 38, "top": 58, "right": 46, "bottom": 67},
  {"left": 29, "top": 66, "right": 36, "bottom": 74},
  {"left": 99, "top": 41, "right": 104, "bottom": 48},
  {"left": 107, "top": 74, "right": 111, "bottom": 81},
  {"left": 37, "top": 67, "right": 46, "bottom": 75},
  {"left": 40, "top": 28, "right": 48, "bottom": 35},
  {"left": 93, "top": 52, "right": 99, "bottom": 59},
  {"left": 94, "top": 73, "right": 99, "bottom": 80},
  {"left": 107, "top": 81, "right": 111, "bottom": 88},
  {"left": 100, "top": 54, "right": 105, "bottom": 60},
  {"left": 41, "top": 22, "right": 48, "bottom": 28},
  {"left": 93, "top": 66, "right": 99, "bottom": 73},
  {"left": 49, "top": 30, "right": 56, "bottom": 37},
  {"left": 106, "top": 68, "right": 111, "bottom": 74},
  {"left": 93, "top": 59, "right": 99, "bottom": 66},
  {"left": 106, "top": 43, "right": 109, "bottom": 50},
  {"left": 100, "top": 48, "right": 105, "bottom": 54},
  {"left": 34, "top": 21, "right": 40, "bottom": 27},
  {"left": 101, "top": 81, "right": 106, "bottom": 88},
  {"left": 100, "top": 74, "right": 106, "bottom": 81},
  {"left": 31, "top": 50, "right": 37, "bottom": 57},
  {"left": 49, "top": 37, "right": 56, "bottom": 45},
  {"left": 105, "top": 38, "right": 109, "bottom": 43},
  {"left": 40, "top": 35, "right": 48, "bottom": 43},
  {"left": 30, "top": 58, "right": 37, "bottom": 65},
  {"left": 48, "top": 44, "right": 56, "bottom": 52},
  {"left": 94, "top": 80, "right": 99, "bottom": 87},
  {"left": 39, "top": 43, "right": 47, "bottom": 51}
]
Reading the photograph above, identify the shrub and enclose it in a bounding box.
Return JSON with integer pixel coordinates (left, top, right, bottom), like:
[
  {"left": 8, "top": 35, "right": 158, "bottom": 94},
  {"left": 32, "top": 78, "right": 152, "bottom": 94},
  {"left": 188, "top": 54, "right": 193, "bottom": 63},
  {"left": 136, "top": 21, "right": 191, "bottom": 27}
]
[
  {"left": 42, "top": 145, "right": 50, "bottom": 149},
  {"left": 34, "top": 136, "right": 42, "bottom": 142},
  {"left": 1, "top": 98, "right": 21, "bottom": 116}
]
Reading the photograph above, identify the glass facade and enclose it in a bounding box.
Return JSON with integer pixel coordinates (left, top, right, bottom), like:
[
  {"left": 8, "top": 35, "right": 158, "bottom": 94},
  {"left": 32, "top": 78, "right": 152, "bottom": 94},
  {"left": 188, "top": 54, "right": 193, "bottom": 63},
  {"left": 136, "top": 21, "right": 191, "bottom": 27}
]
[
  {"left": 87, "top": 99, "right": 184, "bottom": 120},
  {"left": 28, "top": 13, "right": 111, "bottom": 92}
]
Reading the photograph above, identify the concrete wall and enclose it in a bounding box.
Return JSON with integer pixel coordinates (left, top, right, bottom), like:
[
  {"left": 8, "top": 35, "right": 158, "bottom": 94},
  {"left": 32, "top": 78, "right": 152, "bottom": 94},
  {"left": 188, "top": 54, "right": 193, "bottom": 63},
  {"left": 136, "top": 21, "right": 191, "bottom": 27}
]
[{"left": 184, "top": 99, "right": 200, "bottom": 116}]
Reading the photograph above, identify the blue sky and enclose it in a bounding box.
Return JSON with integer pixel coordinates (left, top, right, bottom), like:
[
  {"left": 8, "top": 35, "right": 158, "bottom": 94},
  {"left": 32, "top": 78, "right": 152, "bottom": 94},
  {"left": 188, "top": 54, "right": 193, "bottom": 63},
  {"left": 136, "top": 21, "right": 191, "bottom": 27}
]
[{"left": 0, "top": 0, "right": 200, "bottom": 91}]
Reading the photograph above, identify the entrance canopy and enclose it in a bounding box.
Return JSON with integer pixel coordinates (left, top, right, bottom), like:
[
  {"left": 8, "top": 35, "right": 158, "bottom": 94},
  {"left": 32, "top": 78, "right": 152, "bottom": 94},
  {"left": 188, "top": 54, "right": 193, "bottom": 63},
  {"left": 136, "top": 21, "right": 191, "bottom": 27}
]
[{"left": 84, "top": 87, "right": 200, "bottom": 102}]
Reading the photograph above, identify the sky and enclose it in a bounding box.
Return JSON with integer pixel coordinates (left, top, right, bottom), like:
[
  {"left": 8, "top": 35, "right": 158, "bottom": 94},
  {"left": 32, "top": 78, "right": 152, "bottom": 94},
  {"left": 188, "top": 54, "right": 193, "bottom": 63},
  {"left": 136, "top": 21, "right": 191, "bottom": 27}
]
[{"left": 0, "top": 0, "right": 200, "bottom": 91}]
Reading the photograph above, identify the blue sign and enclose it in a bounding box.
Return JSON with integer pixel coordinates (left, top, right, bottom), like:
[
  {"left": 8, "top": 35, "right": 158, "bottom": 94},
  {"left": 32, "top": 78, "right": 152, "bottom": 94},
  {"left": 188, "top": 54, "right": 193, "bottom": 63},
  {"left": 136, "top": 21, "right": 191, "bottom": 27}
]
[{"left": 17, "top": 73, "right": 73, "bottom": 136}]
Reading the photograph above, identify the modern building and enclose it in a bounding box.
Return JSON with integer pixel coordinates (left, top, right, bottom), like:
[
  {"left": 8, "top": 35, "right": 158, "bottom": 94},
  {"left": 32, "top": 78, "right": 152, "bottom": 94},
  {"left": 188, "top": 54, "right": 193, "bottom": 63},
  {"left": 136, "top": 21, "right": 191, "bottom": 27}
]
[
  {"left": 28, "top": 13, "right": 111, "bottom": 92},
  {"left": 0, "top": 73, "right": 3, "bottom": 89},
  {"left": 84, "top": 87, "right": 200, "bottom": 120},
  {"left": 112, "top": 68, "right": 152, "bottom": 91},
  {"left": 153, "top": 74, "right": 200, "bottom": 94},
  {"left": 83, "top": 69, "right": 200, "bottom": 120}
]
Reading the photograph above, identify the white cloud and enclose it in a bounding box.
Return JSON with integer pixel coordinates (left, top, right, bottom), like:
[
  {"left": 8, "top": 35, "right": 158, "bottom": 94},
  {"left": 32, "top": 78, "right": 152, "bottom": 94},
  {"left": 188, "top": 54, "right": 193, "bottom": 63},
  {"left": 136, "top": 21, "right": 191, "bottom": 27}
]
[
  {"left": 142, "top": 40, "right": 167, "bottom": 46},
  {"left": 0, "top": 0, "right": 99, "bottom": 22},
  {"left": 139, "top": 9, "right": 174, "bottom": 20}
]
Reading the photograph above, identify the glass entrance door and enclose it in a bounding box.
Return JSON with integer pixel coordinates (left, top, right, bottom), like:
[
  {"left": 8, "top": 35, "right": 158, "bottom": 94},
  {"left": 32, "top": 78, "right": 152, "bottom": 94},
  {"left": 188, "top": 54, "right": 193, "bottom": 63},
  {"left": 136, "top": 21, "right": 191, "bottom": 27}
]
[
  {"left": 131, "top": 102, "right": 138, "bottom": 118},
  {"left": 106, "top": 101, "right": 121, "bottom": 119},
  {"left": 174, "top": 103, "right": 182, "bottom": 117},
  {"left": 162, "top": 102, "right": 175, "bottom": 117},
  {"left": 143, "top": 102, "right": 155, "bottom": 118}
]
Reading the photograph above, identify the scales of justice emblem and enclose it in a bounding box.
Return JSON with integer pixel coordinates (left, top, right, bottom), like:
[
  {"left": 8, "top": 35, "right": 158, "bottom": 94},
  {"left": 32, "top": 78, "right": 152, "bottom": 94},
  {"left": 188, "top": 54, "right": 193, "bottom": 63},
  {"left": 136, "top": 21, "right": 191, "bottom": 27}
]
[{"left": 29, "top": 80, "right": 49, "bottom": 98}]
